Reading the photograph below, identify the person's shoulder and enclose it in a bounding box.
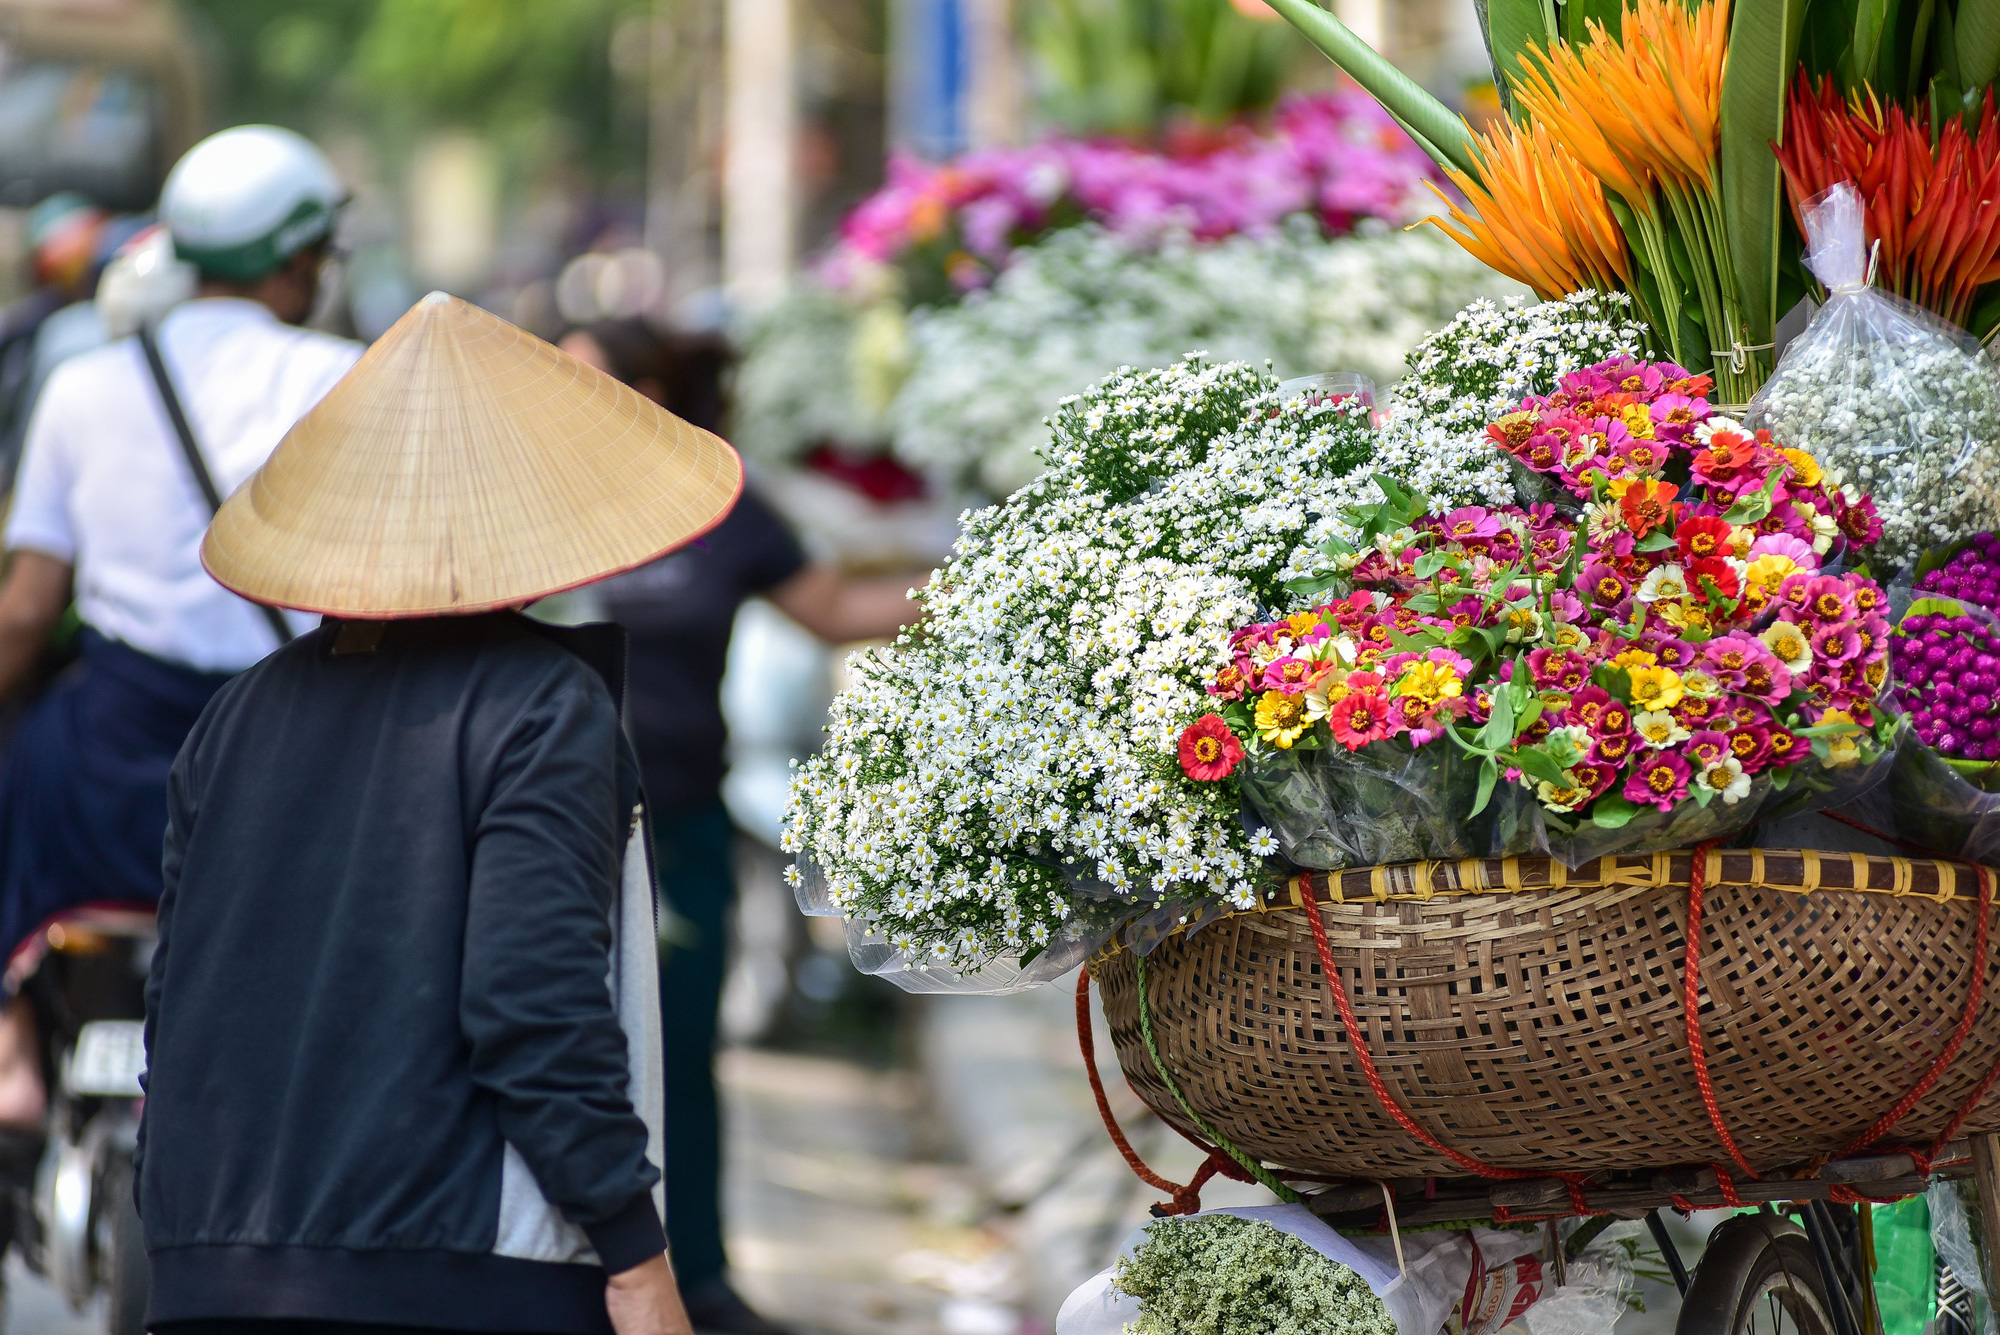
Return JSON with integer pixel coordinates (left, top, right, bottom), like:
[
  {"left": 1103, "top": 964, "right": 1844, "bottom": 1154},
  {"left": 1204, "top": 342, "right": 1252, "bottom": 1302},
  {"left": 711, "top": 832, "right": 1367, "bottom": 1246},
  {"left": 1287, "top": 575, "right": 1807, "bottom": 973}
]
[
  {"left": 276, "top": 325, "right": 364, "bottom": 377},
  {"left": 38, "top": 336, "right": 140, "bottom": 405},
  {"left": 455, "top": 616, "right": 617, "bottom": 703}
]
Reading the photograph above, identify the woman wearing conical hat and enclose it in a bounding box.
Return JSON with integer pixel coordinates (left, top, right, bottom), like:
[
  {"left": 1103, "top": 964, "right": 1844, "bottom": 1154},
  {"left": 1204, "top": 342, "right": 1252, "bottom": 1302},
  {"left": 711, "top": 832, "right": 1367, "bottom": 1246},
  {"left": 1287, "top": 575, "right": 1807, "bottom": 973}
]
[{"left": 137, "top": 293, "right": 735, "bottom": 1335}]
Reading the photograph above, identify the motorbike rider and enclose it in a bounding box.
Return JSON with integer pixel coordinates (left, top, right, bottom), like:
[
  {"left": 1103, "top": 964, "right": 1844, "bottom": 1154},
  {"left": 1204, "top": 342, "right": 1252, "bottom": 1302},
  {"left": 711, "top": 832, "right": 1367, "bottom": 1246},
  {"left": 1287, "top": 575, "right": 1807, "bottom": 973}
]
[{"left": 0, "top": 125, "right": 361, "bottom": 1125}]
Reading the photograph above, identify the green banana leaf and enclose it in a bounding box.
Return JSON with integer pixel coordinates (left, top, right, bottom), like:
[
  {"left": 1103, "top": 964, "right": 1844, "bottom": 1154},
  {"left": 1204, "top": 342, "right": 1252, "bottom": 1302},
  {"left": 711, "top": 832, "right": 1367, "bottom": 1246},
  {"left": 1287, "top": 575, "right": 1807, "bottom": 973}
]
[
  {"left": 1477, "top": 0, "right": 1556, "bottom": 108},
  {"left": 1260, "top": 0, "right": 1480, "bottom": 176},
  {"left": 1958, "top": 0, "right": 2000, "bottom": 94},
  {"left": 1561, "top": 0, "right": 1626, "bottom": 45},
  {"left": 1719, "top": 0, "right": 1808, "bottom": 352},
  {"left": 1845, "top": 0, "right": 1895, "bottom": 89}
]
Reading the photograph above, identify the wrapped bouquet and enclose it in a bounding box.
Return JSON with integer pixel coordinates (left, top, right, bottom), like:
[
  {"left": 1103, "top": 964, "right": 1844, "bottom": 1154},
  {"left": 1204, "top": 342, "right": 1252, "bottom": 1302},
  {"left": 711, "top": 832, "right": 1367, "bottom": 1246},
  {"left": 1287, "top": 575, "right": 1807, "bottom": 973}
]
[
  {"left": 1193, "top": 357, "right": 1900, "bottom": 868},
  {"left": 782, "top": 309, "right": 1615, "bottom": 977}
]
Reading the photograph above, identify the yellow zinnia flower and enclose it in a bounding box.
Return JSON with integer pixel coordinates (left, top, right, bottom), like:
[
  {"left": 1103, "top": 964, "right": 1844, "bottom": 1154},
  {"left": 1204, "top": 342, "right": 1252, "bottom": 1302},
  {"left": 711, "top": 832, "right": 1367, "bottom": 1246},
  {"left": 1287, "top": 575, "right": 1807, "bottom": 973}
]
[
  {"left": 1627, "top": 664, "right": 1684, "bottom": 712},
  {"left": 1818, "top": 708, "right": 1862, "bottom": 768},
  {"left": 1759, "top": 622, "right": 1813, "bottom": 674},
  {"left": 1394, "top": 660, "right": 1464, "bottom": 708},
  {"left": 1254, "top": 690, "right": 1311, "bottom": 749},
  {"left": 1781, "top": 449, "right": 1824, "bottom": 487}
]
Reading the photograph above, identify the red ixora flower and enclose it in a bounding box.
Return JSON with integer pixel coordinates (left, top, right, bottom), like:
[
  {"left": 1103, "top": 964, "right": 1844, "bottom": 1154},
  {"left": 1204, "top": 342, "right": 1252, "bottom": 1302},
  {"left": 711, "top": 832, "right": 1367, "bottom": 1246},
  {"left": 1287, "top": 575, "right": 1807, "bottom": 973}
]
[{"left": 1178, "top": 714, "right": 1245, "bottom": 781}]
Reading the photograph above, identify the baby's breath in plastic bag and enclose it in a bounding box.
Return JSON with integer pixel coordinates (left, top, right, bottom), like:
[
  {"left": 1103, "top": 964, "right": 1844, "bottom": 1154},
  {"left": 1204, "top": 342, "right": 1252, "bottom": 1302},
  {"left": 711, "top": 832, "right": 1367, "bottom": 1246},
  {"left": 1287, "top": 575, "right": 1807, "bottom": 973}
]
[{"left": 1750, "top": 183, "right": 2000, "bottom": 572}]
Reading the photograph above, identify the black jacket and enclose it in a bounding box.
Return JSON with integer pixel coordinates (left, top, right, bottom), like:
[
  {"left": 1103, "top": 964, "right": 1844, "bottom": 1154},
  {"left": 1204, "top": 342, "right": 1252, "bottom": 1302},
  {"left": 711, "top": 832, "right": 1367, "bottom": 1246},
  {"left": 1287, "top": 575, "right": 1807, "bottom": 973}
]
[{"left": 138, "top": 614, "right": 667, "bottom": 1333}]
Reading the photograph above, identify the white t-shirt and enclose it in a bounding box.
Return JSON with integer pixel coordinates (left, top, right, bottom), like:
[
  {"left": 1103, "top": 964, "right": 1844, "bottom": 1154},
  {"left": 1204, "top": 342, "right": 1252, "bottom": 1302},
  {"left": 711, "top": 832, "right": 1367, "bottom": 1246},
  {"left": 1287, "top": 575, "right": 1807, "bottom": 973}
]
[{"left": 4, "top": 298, "right": 361, "bottom": 671}]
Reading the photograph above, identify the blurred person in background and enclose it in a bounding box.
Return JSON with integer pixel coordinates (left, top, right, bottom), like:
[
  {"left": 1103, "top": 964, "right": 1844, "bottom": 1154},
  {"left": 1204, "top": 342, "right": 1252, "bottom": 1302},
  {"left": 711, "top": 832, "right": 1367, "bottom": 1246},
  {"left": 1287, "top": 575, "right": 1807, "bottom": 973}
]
[
  {"left": 0, "top": 194, "right": 115, "bottom": 480},
  {"left": 0, "top": 125, "right": 358, "bottom": 1124},
  {"left": 560, "top": 319, "right": 923, "bottom": 1335}
]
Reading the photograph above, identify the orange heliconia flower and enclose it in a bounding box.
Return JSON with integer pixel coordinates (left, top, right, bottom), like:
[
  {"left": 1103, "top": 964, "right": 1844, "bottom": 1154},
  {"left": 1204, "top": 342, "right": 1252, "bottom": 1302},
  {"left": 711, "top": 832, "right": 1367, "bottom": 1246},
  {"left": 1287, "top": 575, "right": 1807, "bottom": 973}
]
[
  {"left": 1422, "top": 117, "right": 1631, "bottom": 298},
  {"left": 1518, "top": 0, "right": 1728, "bottom": 197}
]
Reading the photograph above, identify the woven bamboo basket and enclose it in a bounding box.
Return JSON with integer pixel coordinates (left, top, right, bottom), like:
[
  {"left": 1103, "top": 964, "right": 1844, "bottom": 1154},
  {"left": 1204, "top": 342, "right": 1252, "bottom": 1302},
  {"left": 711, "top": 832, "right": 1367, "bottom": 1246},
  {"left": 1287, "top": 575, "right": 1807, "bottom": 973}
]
[{"left": 1090, "top": 848, "right": 2000, "bottom": 1179}]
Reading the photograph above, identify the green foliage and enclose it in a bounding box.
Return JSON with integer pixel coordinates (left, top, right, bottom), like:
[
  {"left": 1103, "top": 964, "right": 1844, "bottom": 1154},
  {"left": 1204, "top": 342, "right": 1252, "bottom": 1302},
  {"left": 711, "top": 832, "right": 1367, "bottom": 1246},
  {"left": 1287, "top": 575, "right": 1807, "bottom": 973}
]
[
  {"left": 178, "top": 0, "right": 646, "bottom": 172},
  {"left": 1720, "top": 0, "right": 1807, "bottom": 351},
  {"left": 1113, "top": 1215, "right": 1398, "bottom": 1335},
  {"left": 1023, "top": 0, "right": 1297, "bottom": 134},
  {"left": 1478, "top": 0, "right": 1556, "bottom": 109},
  {"left": 1260, "top": 0, "right": 1478, "bottom": 173}
]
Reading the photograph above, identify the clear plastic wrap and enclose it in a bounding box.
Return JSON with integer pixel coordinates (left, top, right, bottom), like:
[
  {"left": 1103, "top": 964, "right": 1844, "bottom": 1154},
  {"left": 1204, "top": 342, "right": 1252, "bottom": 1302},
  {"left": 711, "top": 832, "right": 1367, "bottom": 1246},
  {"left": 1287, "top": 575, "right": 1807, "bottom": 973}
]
[
  {"left": 1055, "top": 1205, "right": 1475, "bottom": 1335},
  {"left": 1929, "top": 1180, "right": 2000, "bottom": 1335},
  {"left": 1748, "top": 183, "right": 2000, "bottom": 573},
  {"left": 1238, "top": 741, "right": 1543, "bottom": 868},
  {"left": 1838, "top": 595, "right": 2000, "bottom": 859},
  {"left": 1529, "top": 775, "right": 1777, "bottom": 869},
  {"left": 1839, "top": 737, "right": 2000, "bottom": 861},
  {"left": 797, "top": 859, "right": 1110, "bottom": 995}
]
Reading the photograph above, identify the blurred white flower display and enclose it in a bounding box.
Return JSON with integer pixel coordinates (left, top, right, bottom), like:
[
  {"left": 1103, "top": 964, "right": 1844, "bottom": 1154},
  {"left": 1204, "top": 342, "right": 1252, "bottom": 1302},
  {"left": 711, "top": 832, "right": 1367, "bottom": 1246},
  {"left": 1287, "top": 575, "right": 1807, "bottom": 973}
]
[
  {"left": 734, "top": 222, "right": 1522, "bottom": 496},
  {"left": 887, "top": 221, "right": 1521, "bottom": 494}
]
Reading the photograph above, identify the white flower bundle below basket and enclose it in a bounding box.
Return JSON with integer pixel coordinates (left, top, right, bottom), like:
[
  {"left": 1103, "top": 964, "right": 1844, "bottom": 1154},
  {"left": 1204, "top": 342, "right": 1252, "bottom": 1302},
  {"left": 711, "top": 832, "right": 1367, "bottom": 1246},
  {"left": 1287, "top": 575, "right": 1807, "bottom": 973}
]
[{"left": 1058, "top": 1205, "right": 1637, "bottom": 1335}]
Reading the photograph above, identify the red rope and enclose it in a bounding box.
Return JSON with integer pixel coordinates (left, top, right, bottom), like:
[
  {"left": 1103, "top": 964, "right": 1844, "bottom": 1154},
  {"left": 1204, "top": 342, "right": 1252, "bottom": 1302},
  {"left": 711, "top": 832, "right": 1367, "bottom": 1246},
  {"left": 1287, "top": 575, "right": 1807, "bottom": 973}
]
[
  {"left": 1682, "top": 840, "right": 1764, "bottom": 1182},
  {"left": 1838, "top": 863, "right": 1993, "bottom": 1157},
  {"left": 1806, "top": 815, "right": 2000, "bottom": 1174},
  {"left": 1076, "top": 969, "right": 1182, "bottom": 1196},
  {"left": 1074, "top": 969, "right": 1248, "bottom": 1214},
  {"left": 1300, "top": 887, "right": 1595, "bottom": 1214}
]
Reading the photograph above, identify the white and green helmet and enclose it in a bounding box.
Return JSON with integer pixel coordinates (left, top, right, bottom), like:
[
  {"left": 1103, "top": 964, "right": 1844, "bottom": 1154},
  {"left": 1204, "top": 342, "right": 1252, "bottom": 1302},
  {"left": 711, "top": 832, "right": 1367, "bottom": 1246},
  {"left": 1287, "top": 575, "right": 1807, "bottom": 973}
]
[{"left": 160, "top": 126, "right": 345, "bottom": 283}]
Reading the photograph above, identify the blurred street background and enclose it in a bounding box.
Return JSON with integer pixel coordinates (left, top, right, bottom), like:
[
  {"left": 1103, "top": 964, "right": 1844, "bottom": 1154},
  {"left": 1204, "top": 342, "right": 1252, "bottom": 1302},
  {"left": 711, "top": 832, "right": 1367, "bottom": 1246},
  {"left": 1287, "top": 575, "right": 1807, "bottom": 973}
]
[{"left": 0, "top": 0, "right": 1512, "bottom": 1329}]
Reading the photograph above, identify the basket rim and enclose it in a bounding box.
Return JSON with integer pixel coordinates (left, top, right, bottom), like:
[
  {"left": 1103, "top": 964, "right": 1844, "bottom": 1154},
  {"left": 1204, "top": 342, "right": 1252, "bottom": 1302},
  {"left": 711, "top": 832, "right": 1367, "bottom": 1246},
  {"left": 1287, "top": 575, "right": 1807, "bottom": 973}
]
[{"left": 1090, "top": 845, "right": 1993, "bottom": 965}]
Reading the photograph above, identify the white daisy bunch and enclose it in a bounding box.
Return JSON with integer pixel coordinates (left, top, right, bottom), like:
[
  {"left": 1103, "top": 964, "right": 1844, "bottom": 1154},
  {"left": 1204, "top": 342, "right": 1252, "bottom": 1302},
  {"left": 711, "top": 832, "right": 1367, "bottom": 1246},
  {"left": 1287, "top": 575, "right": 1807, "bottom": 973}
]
[
  {"left": 1376, "top": 289, "right": 1650, "bottom": 506},
  {"left": 1751, "top": 304, "right": 2000, "bottom": 570},
  {"left": 782, "top": 358, "right": 1379, "bottom": 972},
  {"left": 886, "top": 219, "right": 1519, "bottom": 495}
]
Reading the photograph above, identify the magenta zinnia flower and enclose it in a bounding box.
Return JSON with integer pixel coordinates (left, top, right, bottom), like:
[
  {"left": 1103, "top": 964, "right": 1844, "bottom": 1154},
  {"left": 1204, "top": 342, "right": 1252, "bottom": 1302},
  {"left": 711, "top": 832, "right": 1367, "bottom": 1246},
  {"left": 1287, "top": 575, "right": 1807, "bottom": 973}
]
[{"left": 1624, "top": 752, "right": 1693, "bottom": 810}]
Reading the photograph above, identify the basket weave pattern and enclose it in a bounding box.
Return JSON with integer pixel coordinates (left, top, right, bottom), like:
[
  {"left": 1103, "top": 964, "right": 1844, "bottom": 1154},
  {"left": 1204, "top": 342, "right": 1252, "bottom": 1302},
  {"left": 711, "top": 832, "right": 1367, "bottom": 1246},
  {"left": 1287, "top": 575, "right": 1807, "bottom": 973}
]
[{"left": 1091, "top": 850, "right": 2000, "bottom": 1177}]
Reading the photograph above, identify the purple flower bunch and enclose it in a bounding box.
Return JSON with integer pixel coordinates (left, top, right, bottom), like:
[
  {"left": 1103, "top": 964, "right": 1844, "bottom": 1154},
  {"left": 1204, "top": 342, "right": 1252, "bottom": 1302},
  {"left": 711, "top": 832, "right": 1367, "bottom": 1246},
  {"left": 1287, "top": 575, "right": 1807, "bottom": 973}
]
[
  {"left": 818, "top": 91, "right": 1440, "bottom": 294},
  {"left": 1914, "top": 534, "right": 2000, "bottom": 615},
  {"left": 1893, "top": 604, "right": 2000, "bottom": 762}
]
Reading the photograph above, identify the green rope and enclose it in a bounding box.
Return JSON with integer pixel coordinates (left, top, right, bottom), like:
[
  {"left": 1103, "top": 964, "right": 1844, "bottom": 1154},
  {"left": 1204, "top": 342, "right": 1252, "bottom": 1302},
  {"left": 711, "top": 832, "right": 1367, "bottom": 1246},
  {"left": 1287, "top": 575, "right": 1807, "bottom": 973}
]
[{"left": 1132, "top": 949, "right": 1302, "bottom": 1204}]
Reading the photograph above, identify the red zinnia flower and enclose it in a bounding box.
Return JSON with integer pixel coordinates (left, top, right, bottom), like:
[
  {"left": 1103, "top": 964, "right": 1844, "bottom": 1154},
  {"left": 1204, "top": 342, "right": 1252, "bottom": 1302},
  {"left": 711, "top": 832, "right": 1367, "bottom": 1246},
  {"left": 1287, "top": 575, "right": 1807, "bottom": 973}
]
[
  {"left": 1328, "top": 689, "right": 1396, "bottom": 750},
  {"left": 1676, "top": 514, "right": 1734, "bottom": 563},
  {"left": 1178, "top": 714, "right": 1245, "bottom": 781},
  {"left": 1618, "top": 479, "right": 1680, "bottom": 537},
  {"left": 1688, "top": 557, "right": 1741, "bottom": 602}
]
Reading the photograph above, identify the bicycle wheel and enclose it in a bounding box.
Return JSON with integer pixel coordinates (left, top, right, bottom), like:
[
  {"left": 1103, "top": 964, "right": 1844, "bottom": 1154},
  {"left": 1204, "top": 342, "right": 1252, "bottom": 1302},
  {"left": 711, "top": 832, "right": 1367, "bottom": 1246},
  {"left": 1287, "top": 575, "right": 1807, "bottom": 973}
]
[{"left": 1677, "top": 1215, "right": 1840, "bottom": 1335}]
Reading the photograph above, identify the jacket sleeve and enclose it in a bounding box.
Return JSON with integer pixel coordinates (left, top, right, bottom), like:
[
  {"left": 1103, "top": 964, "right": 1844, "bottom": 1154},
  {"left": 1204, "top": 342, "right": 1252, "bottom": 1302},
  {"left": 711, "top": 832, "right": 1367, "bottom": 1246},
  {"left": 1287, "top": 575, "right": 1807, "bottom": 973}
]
[
  {"left": 137, "top": 721, "right": 201, "bottom": 1211},
  {"left": 460, "top": 665, "right": 665, "bottom": 1272}
]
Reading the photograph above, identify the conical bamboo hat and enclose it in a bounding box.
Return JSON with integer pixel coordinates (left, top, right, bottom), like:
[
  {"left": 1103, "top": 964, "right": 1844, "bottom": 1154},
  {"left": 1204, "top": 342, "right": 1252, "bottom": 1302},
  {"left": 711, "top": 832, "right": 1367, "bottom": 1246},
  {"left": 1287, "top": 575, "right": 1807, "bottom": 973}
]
[{"left": 203, "top": 291, "right": 743, "bottom": 617}]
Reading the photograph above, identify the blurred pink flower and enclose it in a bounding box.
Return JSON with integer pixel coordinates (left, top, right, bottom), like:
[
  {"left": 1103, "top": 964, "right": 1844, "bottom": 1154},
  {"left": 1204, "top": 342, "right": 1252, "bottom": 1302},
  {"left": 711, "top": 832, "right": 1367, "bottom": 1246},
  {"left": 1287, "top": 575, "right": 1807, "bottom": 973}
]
[{"left": 818, "top": 91, "right": 1443, "bottom": 291}]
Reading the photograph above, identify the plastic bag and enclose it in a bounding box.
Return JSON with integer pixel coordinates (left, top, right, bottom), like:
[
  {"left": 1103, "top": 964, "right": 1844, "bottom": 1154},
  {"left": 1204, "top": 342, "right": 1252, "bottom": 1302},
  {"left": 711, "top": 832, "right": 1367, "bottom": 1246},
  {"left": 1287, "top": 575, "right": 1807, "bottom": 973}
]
[
  {"left": 1748, "top": 183, "right": 2000, "bottom": 573},
  {"left": 1871, "top": 1195, "right": 1937, "bottom": 1335},
  {"left": 1837, "top": 595, "right": 2000, "bottom": 860},
  {"left": 1929, "top": 1180, "right": 2000, "bottom": 1335},
  {"left": 1055, "top": 1204, "right": 1475, "bottom": 1335},
  {"left": 1238, "top": 741, "right": 1542, "bottom": 869},
  {"left": 796, "top": 859, "right": 1109, "bottom": 995}
]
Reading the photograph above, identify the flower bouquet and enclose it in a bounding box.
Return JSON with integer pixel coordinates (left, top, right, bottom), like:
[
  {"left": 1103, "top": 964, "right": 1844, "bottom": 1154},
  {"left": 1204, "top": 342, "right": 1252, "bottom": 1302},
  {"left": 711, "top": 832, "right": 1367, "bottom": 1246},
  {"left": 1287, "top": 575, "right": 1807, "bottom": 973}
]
[
  {"left": 783, "top": 296, "right": 1645, "bottom": 981},
  {"left": 1842, "top": 538, "right": 2000, "bottom": 858},
  {"left": 1746, "top": 184, "right": 2000, "bottom": 570},
  {"left": 1256, "top": 0, "right": 2000, "bottom": 399},
  {"left": 1190, "top": 358, "right": 1901, "bottom": 869}
]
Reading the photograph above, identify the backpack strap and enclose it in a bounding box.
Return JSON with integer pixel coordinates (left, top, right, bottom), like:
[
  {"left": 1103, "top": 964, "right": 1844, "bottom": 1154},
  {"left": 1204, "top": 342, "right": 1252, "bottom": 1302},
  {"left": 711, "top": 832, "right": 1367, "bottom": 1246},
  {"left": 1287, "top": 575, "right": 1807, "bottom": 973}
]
[{"left": 137, "top": 325, "right": 294, "bottom": 649}]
